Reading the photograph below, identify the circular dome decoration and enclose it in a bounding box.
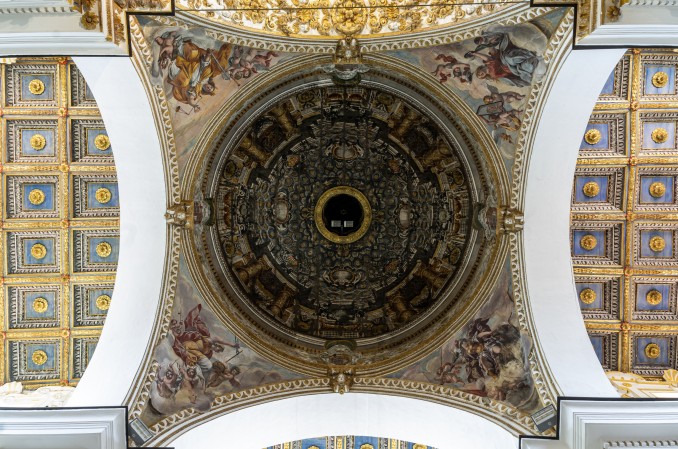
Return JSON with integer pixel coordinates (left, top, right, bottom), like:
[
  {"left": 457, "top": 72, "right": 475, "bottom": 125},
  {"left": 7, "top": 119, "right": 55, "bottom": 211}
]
[{"left": 197, "top": 71, "right": 499, "bottom": 372}]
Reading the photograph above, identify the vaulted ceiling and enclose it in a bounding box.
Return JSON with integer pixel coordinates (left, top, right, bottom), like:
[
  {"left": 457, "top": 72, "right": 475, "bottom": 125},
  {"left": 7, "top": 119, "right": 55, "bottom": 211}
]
[{"left": 572, "top": 49, "right": 678, "bottom": 378}]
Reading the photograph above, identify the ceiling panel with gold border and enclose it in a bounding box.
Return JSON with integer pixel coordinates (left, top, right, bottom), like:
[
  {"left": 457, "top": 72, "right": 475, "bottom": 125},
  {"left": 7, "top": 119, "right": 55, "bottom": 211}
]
[
  {"left": 571, "top": 48, "right": 678, "bottom": 380},
  {"left": 0, "top": 57, "right": 119, "bottom": 389}
]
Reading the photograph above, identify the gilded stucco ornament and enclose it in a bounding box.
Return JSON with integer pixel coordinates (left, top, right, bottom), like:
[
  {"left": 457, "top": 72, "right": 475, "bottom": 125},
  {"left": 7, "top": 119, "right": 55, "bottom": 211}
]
[
  {"left": 314, "top": 186, "right": 372, "bottom": 244},
  {"left": 584, "top": 128, "right": 602, "bottom": 145},
  {"left": 32, "top": 297, "right": 49, "bottom": 313},
  {"left": 177, "top": 0, "right": 506, "bottom": 38},
  {"left": 651, "top": 127, "right": 669, "bottom": 144},
  {"left": 580, "top": 234, "right": 598, "bottom": 251},
  {"left": 95, "top": 187, "right": 112, "bottom": 204},
  {"left": 645, "top": 343, "right": 661, "bottom": 359},
  {"left": 499, "top": 207, "right": 524, "bottom": 234},
  {"left": 96, "top": 241, "right": 112, "bottom": 258},
  {"left": 28, "top": 79, "right": 45, "bottom": 95},
  {"left": 652, "top": 71, "right": 669, "bottom": 88},
  {"left": 28, "top": 189, "right": 46, "bottom": 206},
  {"left": 30, "top": 243, "right": 47, "bottom": 260},
  {"left": 646, "top": 289, "right": 663, "bottom": 306},
  {"left": 165, "top": 201, "right": 193, "bottom": 228},
  {"left": 80, "top": 11, "right": 100, "bottom": 30},
  {"left": 582, "top": 181, "right": 600, "bottom": 198},
  {"left": 649, "top": 181, "right": 667, "bottom": 198},
  {"left": 579, "top": 288, "right": 597, "bottom": 304},
  {"left": 31, "top": 350, "right": 48, "bottom": 366},
  {"left": 649, "top": 236, "right": 666, "bottom": 252},
  {"left": 29, "top": 134, "right": 46, "bottom": 150},
  {"left": 95, "top": 294, "right": 111, "bottom": 310},
  {"left": 94, "top": 134, "right": 110, "bottom": 151}
]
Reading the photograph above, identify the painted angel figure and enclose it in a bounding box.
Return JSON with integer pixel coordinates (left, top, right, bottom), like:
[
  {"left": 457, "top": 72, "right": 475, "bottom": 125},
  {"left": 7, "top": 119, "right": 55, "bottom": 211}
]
[
  {"left": 464, "top": 31, "right": 541, "bottom": 87},
  {"left": 169, "top": 304, "right": 239, "bottom": 378},
  {"left": 432, "top": 54, "right": 472, "bottom": 84}
]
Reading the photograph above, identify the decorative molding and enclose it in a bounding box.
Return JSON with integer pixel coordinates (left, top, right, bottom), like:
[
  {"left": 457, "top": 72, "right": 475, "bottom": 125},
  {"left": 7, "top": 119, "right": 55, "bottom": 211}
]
[{"left": 0, "top": 381, "right": 74, "bottom": 407}]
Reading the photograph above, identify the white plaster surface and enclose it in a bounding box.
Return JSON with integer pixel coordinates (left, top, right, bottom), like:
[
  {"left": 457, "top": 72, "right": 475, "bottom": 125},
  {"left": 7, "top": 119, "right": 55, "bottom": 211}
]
[
  {"left": 523, "top": 48, "right": 626, "bottom": 398},
  {"left": 170, "top": 393, "right": 518, "bottom": 449},
  {"left": 67, "top": 57, "right": 167, "bottom": 406}
]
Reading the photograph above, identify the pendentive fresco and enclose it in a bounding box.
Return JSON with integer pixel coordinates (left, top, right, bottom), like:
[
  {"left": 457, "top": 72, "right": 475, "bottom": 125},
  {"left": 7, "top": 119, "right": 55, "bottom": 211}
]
[{"left": 126, "top": 6, "right": 572, "bottom": 443}]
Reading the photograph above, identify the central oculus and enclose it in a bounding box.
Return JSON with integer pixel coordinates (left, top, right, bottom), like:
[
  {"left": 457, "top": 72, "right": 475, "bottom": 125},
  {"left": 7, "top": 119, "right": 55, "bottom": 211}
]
[{"left": 315, "top": 186, "right": 372, "bottom": 244}]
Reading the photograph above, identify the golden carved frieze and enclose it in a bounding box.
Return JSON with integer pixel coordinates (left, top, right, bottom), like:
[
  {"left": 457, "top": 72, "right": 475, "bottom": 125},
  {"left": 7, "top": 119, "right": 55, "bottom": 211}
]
[{"left": 177, "top": 0, "right": 511, "bottom": 38}]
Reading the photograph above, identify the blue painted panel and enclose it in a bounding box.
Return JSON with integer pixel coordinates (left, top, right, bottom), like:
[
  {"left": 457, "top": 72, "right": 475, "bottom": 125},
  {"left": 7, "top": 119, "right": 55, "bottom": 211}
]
[
  {"left": 302, "top": 437, "right": 326, "bottom": 449},
  {"left": 636, "top": 284, "right": 671, "bottom": 311},
  {"left": 24, "top": 291, "right": 57, "bottom": 319},
  {"left": 573, "top": 230, "right": 606, "bottom": 257},
  {"left": 88, "top": 288, "right": 112, "bottom": 316},
  {"left": 644, "top": 65, "right": 676, "bottom": 95},
  {"left": 639, "top": 176, "right": 674, "bottom": 203},
  {"left": 86, "top": 182, "right": 119, "bottom": 209},
  {"left": 600, "top": 70, "right": 615, "bottom": 95},
  {"left": 86, "top": 129, "right": 112, "bottom": 156},
  {"left": 642, "top": 122, "right": 675, "bottom": 149},
  {"left": 580, "top": 123, "right": 609, "bottom": 149},
  {"left": 22, "top": 183, "right": 55, "bottom": 211},
  {"left": 640, "top": 230, "right": 673, "bottom": 258},
  {"left": 26, "top": 343, "right": 58, "bottom": 371},
  {"left": 20, "top": 74, "right": 54, "bottom": 100},
  {"left": 635, "top": 336, "right": 671, "bottom": 365},
  {"left": 84, "top": 83, "right": 95, "bottom": 102},
  {"left": 85, "top": 340, "right": 98, "bottom": 365},
  {"left": 576, "top": 283, "right": 604, "bottom": 310},
  {"left": 589, "top": 335, "right": 605, "bottom": 365},
  {"left": 574, "top": 176, "right": 609, "bottom": 202},
  {"left": 20, "top": 129, "right": 55, "bottom": 156},
  {"left": 88, "top": 236, "right": 120, "bottom": 264},
  {"left": 355, "top": 436, "right": 379, "bottom": 447},
  {"left": 23, "top": 238, "right": 56, "bottom": 265}
]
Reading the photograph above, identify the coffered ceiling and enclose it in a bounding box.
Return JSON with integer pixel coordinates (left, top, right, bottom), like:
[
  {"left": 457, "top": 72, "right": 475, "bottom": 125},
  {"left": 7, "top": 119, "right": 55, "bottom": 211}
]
[
  {"left": 0, "top": 57, "right": 119, "bottom": 388},
  {"left": 572, "top": 48, "right": 678, "bottom": 378}
]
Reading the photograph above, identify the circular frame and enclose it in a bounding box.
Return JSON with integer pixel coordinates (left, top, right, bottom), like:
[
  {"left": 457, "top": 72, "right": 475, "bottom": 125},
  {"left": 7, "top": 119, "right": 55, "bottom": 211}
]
[{"left": 314, "top": 186, "right": 372, "bottom": 244}]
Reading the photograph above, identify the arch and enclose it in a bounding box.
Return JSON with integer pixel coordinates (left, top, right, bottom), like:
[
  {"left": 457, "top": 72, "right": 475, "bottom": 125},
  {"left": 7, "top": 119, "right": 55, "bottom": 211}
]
[
  {"left": 169, "top": 393, "right": 517, "bottom": 449},
  {"left": 522, "top": 48, "right": 626, "bottom": 397},
  {"left": 66, "top": 57, "right": 167, "bottom": 406}
]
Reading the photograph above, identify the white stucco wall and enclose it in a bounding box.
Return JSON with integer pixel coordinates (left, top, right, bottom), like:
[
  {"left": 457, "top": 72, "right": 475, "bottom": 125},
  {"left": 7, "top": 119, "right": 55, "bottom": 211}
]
[
  {"left": 523, "top": 48, "right": 626, "bottom": 398},
  {"left": 67, "top": 57, "right": 167, "bottom": 406},
  {"left": 170, "top": 393, "right": 518, "bottom": 449}
]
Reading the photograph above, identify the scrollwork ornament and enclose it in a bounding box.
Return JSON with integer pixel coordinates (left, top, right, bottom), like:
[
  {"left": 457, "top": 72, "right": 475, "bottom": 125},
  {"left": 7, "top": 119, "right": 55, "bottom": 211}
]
[{"left": 80, "top": 11, "right": 100, "bottom": 30}]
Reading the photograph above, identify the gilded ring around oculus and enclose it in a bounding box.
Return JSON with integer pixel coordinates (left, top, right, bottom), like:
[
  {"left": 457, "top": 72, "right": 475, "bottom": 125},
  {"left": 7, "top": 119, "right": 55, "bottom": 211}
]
[{"left": 314, "top": 186, "right": 371, "bottom": 244}]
